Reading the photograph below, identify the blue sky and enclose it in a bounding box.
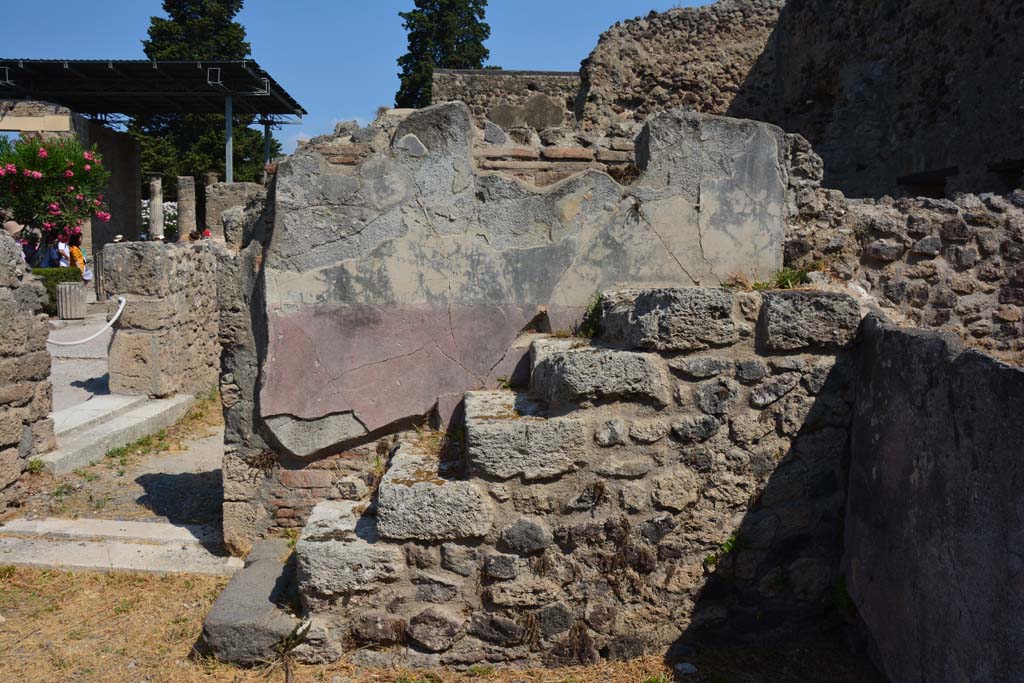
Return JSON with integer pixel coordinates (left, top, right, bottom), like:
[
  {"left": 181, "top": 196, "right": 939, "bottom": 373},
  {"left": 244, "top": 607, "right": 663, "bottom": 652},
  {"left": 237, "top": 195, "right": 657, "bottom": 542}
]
[{"left": 3, "top": 1, "right": 709, "bottom": 152}]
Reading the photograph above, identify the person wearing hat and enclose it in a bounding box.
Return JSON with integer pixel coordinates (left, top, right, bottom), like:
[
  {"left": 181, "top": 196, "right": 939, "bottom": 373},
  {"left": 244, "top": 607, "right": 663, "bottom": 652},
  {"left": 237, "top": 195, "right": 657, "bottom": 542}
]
[{"left": 3, "top": 221, "right": 26, "bottom": 263}]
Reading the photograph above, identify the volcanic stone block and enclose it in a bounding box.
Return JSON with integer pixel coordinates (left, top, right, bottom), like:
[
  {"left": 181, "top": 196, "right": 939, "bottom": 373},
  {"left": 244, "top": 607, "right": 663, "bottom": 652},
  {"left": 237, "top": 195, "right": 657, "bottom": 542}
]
[
  {"left": 264, "top": 412, "right": 368, "bottom": 459},
  {"left": 407, "top": 607, "right": 465, "bottom": 652},
  {"left": 464, "top": 391, "right": 585, "bottom": 481},
  {"left": 296, "top": 501, "right": 402, "bottom": 598},
  {"left": 758, "top": 291, "right": 861, "bottom": 351},
  {"left": 202, "top": 539, "right": 301, "bottom": 665},
  {"left": 601, "top": 288, "right": 740, "bottom": 351},
  {"left": 530, "top": 347, "right": 670, "bottom": 407},
  {"left": 376, "top": 444, "right": 493, "bottom": 541}
]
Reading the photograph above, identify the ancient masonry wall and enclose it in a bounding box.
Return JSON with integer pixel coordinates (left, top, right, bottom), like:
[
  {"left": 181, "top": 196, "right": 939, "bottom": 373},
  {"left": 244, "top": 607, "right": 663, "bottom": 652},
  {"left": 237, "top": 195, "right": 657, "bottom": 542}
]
[
  {"left": 786, "top": 186, "right": 1024, "bottom": 363},
  {"left": 576, "top": 0, "right": 784, "bottom": 130},
  {"left": 755, "top": 0, "right": 1024, "bottom": 197},
  {"left": 0, "top": 233, "right": 55, "bottom": 506},
  {"left": 845, "top": 317, "right": 1024, "bottom": 681},
  {"left": 432, "top": 69, "right": 580, "bottom": 129},
  {"left": 104, "top": 242, "right": 221, "bottom": 398},
  {"left": 577, "top": 0, "right": 1024, "bottom": 197},
  {"left": 290, "top": 287, "right": 861, "bottom": 666}
]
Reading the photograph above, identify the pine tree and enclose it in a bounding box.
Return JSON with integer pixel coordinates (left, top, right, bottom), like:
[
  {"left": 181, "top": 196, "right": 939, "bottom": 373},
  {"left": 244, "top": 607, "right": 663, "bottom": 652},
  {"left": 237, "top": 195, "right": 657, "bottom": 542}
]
[
  {"left": 395, "top": 0, "right": 492, "bottom": 109},
  {"left": 129, "top": 0, "right": 280, "bottom": 203}
]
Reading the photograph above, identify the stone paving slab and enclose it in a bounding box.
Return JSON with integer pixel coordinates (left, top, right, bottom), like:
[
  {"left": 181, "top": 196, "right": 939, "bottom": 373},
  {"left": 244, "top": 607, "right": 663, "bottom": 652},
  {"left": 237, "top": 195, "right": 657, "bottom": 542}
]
[
  {"left": 0, "top": 517, "right": 221, "bottom": 546},
  {"left": 40, "top": 394, "right": 196, "bottom": 475},
  {"left": 52, "top": 394, "right": 148, "bottom": 436},
  {"left": 0, "top": 536, "right": 242, "bottom": 576}
]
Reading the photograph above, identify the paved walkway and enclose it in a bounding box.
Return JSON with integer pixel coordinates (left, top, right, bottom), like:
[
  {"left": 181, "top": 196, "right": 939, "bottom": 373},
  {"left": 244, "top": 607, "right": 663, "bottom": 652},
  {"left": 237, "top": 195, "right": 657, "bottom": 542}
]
[{"left": 47, "top": 309, "right": 112, "bottom": 412}]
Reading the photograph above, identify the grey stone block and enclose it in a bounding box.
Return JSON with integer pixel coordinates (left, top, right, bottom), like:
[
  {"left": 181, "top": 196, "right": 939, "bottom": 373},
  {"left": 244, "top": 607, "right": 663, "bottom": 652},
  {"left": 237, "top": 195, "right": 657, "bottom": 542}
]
[
  {"left": 464, "top": 391, "right": 585, "bottom": 481},
  {"left": 296, "top": 502, "right": 403, "bottom": 599},
  {"left": 377, "top": 443, "right": 493, "bottom": 541},
  {"left": 202, "top": 539, "right": 301, "bottom": 665},
  {"left": 758, "top": 291, "right": 861, "bottom": 351},
  {"left": 530, "top": 346, "right": 670, "bottom": 407},
  {"left": 601, "top": 288, "right": 739, "bottom": 351}
]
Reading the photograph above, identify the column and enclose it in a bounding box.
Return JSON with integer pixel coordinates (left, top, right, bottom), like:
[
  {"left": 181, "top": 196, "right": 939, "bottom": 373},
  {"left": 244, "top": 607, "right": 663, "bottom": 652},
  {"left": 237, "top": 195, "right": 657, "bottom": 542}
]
[
  {"left": 176, "top": 176, "right": 197, "bottom": 241},
  {"left": 148, "top": 174, "right": 164, "bottom": 240}
]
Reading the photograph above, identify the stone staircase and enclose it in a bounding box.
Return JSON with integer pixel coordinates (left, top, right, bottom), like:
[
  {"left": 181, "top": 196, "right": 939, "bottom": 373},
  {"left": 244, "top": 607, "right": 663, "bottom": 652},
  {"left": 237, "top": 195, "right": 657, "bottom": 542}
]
[{"left": 215, "top": 286, "right": 865, "bottom": 666}]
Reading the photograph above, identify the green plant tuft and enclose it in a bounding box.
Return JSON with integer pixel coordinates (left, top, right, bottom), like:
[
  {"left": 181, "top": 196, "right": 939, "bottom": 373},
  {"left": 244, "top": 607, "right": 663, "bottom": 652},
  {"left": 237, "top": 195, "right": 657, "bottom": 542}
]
[
  {"left": 576, "top": 292, "right": 603, "bottom": 338},
  {"left": 26, "top": 458, "right": 45, "bottom": 475}
]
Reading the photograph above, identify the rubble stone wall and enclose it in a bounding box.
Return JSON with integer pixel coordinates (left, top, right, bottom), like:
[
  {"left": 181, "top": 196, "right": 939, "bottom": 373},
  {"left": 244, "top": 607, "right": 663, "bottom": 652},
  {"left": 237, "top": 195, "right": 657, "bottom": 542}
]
[
  {"left": 0, "top": 234, "right": 55, "bottom": 506},
  {"left": 433, "top": 69, "right": 580, "bottom": 129},
  {"left": 786, "top": 185, "right": 1024, "bottom": 364},
  {"left": 756, "top": 0, "right": 1024, "bottom": 197},
  {"left": 576, "top": 0, "right": 784, "bottom": 130},
  {"left": 845, "top": 316, "right": 1024, "bottom": 681},
  {"left": 104, "top": 242, "right": 221, "bottom": 398},
  {"left": 205, "top": 182, "right": 265, "bottom": 243},
  {"left": 578, "top": 0, "right": 1024, "bottom": 198},
  {"left": 290, "top": 287, "right": 862, "bottom": 666}
]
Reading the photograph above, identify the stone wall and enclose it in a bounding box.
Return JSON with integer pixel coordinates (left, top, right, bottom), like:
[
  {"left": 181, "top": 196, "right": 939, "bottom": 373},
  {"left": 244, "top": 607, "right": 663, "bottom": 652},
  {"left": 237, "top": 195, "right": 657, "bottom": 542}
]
[
  {"left": 220, "top": 101, "right": 805, "bottom": 554},
  {"left": 576, "top": 0, "right": 784, "bottom": 130},
  {"left": 104, "top": 242, "right": 221, "bottom": 398},
  {"left": 751, "top": 0, "right": 1024, "bottom": 197},
  {"left": 432, "top": 69, "right": 579, "bottom": 129},
  {"left": 0, "top": 233, "right": 55, "bottom": 506},
  {"left": 289, "top": 287, "right": 861, "bottom": 666},
  {"left": 577, "top": 0, "right": 1024, "bottom": 198},
  {"left": 205, "top": 182, "right": 265, "bottom": 242},
  {"left": 785, "top": 186, "right": 1024, "bottom": 364},
  {"left": 845, "top": 316, "right": 1024, "bottom": 681}
]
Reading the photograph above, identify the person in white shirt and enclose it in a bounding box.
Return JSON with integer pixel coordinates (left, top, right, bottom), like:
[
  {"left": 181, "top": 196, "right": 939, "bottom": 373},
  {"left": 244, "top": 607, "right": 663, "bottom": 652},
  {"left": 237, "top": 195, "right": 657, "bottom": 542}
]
[{"left": 57, "top": 239, "right": 70, "bottom": 267}]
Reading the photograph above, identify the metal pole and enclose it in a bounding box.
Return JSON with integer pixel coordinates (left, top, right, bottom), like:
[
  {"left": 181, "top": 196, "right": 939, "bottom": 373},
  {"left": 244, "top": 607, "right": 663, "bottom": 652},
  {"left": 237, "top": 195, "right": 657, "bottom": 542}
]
[
  {"left": 225, "top": 95, "right": 233, "bottom": 183},
  {"left": 263, "top": 122, "right": 271, "bottom": 165}
]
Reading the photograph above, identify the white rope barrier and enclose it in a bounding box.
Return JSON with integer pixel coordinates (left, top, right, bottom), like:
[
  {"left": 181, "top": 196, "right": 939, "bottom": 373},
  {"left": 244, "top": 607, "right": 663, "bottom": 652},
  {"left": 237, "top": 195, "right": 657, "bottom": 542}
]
[{"left": 46, "top": 296, "right": 127, "bottom": 347}]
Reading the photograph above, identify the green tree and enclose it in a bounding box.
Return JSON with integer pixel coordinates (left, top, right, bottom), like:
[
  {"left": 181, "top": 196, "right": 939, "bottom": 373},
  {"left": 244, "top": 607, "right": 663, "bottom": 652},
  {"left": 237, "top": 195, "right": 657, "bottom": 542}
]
[
  {"left": 395, "top": 0, "right": 492, "bottom": 109},
  {"left": 129, "top": 0, "right": 279, "bottom": 201}
]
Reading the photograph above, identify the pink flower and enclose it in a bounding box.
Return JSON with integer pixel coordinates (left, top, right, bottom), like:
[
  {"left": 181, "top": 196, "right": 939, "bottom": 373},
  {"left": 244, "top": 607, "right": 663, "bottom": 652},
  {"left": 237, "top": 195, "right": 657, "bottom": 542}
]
[
  {"left": 76, "top": 193, "right": 84, "bottom": 200},
  {"left": 31, "top": 171, "right": 42, "bottom": 179},
  {"left": 0, "top": 168, "right": 5, "bottom": 177},
  {"left": 42, "top": 222, "right": 54, "bottom": 229},
  {"left": 93, "top": 199, "right": 101, "bottom": 206},
  {"left": 22, "top": 169, "right": 31, "bottom": 177},
  {"left": 4, "top": 163, "right": 15, "bottom": 173},
  {"left": 64, "top": 170, "right": 74, "bottom": 178},
  {"left": 38, "top": 147, "right": 48, "bottom": 158},
  {"left": 66, "top": 186, "right": 75, "bottom": 193},
  {"left": 83, "top": 151, "right": 94, "bottom": 161},
  {"left": 83, "top": 164, "right": 91, "bottom": 172},
  {"left": 48, "top": 203, "right": 61, "bottom": 216},
  {"left": 94, "top": 210, "right": 111, "bottom": 222}
]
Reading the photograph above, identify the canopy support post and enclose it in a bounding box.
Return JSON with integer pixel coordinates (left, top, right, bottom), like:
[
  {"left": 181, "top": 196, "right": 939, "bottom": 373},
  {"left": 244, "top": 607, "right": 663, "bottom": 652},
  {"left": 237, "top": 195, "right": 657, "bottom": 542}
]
[{"left": 225, "top": 95, "right": 234, "bottom": 183}]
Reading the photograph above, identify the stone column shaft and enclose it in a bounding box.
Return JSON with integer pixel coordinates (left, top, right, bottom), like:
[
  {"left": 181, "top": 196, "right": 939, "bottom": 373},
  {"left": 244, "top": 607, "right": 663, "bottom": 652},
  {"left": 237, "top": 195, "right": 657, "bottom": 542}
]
[
  {"left": 148, "top": 175, "right": 164, "bottom": 240},
  {"left": 176, "top": 176, "right": 197, "bottom": 240}
]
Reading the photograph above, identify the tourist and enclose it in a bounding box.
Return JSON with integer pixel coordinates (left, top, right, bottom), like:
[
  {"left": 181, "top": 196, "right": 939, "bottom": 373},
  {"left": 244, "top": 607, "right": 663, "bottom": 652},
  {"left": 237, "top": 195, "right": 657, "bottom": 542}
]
[
  {"left": 56, "top": 237, "right": 70, "bottom": 267},
  {"left": 68, "top": 234, "right": 92, "bottom": 282},
  {"left": 3, "top": 221, "right": 26, "bottom": 263}
]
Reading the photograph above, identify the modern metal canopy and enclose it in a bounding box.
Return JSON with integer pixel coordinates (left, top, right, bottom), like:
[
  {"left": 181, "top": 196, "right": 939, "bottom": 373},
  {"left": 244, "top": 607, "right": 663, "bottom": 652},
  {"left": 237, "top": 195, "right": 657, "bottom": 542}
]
[{"left": 0, "top": 59, "right": 306, "bottom": 181}]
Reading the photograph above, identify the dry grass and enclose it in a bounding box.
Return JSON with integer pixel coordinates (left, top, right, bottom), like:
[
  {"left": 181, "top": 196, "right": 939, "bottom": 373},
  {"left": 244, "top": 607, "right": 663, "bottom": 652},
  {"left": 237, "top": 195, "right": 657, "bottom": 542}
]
[{"left": 0, "top": 567, "right": 882, "bottom": 683}]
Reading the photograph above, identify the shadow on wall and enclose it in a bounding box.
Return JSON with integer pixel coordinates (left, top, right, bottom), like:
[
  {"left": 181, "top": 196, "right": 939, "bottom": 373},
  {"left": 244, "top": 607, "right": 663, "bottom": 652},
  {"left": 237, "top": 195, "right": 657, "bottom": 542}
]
[
  {"left": 727, "top": 0, "right": 1024, "bottom": 199},
  {"left": 661, "top": 354, "right": 879, "bottom": 675}
]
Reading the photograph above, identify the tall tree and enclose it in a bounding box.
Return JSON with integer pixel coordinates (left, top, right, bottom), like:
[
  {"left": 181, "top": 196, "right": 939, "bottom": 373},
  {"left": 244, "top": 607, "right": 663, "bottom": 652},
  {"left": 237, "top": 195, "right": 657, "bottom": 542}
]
[
  {"left": 130, "top": 0, "right": 280, "bottom": 202},
  {"left": 395, "top": 0, "right": 491, "bottom": 109}
]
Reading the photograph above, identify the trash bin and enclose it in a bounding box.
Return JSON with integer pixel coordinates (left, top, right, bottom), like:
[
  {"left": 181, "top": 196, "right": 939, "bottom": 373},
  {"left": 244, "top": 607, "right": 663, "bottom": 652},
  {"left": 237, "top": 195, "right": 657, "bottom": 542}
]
[{"left": 56, "top": 281, "right": 86, "bottom": 320}]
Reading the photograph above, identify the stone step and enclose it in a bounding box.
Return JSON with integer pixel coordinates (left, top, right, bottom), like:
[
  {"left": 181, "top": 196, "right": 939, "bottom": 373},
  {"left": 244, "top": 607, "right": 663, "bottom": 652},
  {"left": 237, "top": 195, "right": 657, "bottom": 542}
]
[
  {"left": 0, "top": 517, "right": 242, "bottom": 576},
  {"left": 528, "top": 338, "right": 671, "bottom": 408},
  {"left": 376, "top": 442, "right": 493, "bottom": 542},
  {"left": 202, "top": 538, "right": 301, "bottom": 665},
  {"left": 39, "top": 394, "right": 196, "bottom": 475},
  {"left": 463, "top": 390, "right": 586, "bottom": 482},
  {"left": 51, "top": 394, "right": 149, "bottom": 437},
  {"left": 0, "top": 517, "right": 222, "bottom": 546}
]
